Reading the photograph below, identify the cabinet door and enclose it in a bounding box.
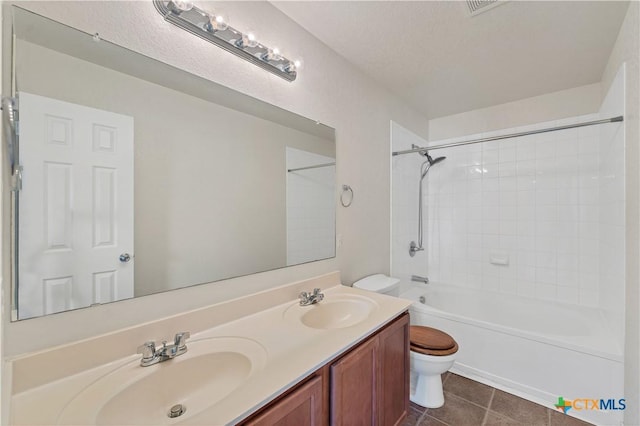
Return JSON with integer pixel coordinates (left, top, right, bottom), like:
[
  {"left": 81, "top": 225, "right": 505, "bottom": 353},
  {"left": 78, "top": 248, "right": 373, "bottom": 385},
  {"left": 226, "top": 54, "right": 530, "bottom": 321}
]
[
  {"left": 378, "top": 313, "right": 410, "bottom": 426},
  {"left": 245, "top": 376, "right": 323, "bottom": 426},
  {"left": 331, "top": 337, "right": 379, "bottom": 426}
]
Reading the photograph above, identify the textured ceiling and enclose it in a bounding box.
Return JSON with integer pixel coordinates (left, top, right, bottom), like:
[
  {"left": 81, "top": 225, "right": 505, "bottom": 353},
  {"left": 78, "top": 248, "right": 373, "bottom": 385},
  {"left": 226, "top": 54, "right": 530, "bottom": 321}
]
[{"left": 273, "top": 1, "right": 630, "bottom": 119}]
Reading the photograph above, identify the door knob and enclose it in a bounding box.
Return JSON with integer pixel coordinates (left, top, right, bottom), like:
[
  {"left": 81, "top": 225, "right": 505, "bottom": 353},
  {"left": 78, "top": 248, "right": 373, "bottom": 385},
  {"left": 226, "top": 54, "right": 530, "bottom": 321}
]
[{"left": 119, "top": 253, "right": 132, "bottom": 263}]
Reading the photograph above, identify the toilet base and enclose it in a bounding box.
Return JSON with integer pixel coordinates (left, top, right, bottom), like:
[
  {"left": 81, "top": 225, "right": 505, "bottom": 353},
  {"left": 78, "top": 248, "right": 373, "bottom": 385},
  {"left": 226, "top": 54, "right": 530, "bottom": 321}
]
[{"left": 410, "top": 371, "right": 445, "bottom": 408}]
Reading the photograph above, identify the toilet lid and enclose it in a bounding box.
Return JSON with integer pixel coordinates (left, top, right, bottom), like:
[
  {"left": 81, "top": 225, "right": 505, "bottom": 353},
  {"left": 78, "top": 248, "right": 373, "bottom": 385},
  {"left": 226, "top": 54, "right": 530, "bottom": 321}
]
[
  {"left": 411, "top": 341, "right": 459, "bottom": 356},
  {"left": 410, "top": 326, "right": 457, "bottom": 351}
]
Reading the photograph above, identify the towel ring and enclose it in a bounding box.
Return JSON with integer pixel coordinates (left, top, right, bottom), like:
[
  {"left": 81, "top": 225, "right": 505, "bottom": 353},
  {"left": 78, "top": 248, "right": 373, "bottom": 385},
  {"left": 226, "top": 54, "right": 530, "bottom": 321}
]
[{"left": 340, "top": 185, "right": 354, "bottom": 207}]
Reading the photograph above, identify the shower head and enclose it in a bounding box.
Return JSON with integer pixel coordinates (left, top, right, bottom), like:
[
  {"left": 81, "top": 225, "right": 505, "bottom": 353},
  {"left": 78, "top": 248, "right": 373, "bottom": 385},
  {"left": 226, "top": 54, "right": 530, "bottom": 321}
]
[
  {"left": 428, "top": 155, "right": 446, "bottom": 166},
  {"left": 420, "top": 154, "right": 446, "bottom": 179}
]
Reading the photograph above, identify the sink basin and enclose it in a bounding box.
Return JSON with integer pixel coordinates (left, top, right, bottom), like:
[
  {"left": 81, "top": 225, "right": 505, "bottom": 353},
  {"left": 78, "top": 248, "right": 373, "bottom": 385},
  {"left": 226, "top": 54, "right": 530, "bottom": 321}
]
[
  {"left": 57, "top": 337, "right": 267, "bottom": 425},
  {"left": 284, "top": 294, "right": 379, "bottom": 329}
]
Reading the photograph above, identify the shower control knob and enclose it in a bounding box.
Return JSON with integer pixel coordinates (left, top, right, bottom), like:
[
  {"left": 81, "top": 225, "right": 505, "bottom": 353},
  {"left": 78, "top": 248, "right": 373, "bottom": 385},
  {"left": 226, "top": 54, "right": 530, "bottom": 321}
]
[{"left": 119, "top": 253, "right": 132, "bottom": 263}]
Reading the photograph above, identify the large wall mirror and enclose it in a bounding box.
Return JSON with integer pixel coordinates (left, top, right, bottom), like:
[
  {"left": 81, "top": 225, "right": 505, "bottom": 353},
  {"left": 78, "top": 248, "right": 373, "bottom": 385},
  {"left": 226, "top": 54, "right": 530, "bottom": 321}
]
[{"left": 5, "top": 6, "right": 336, "bottom": 320}]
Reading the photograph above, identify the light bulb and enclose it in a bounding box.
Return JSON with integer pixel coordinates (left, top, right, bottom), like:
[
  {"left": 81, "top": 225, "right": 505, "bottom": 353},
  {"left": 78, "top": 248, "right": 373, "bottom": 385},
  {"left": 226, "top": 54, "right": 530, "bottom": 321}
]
[
  {"left": 169, "top": 1, "right": 193, "bottom": 12},
  {"left": 284, "top": 58, "right": 303, "bottom": 73},
  {"left": 261, "top": 47, "right": 282, "bottom": 62},
  {"left": 244, "top": 32, "right": 258, "bottom": 48},
  {"left": 235, "top": 31, "right": 258, "bottom": 48},
  {"left": 207, "top": 12, "right": 229, "bottom": 31}
]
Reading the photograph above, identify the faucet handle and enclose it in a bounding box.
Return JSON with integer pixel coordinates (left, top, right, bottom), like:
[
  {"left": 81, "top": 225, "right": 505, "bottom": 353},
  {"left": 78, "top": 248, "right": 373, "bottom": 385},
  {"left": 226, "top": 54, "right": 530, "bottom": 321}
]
[
  {"left": 137, "top": 341, "right": 156, "bottom": 361},
  {"left": 299, "top": 291, "right": 309, "bottom": 301},
  {"left": 174, "top": 332, "right": 190, "bottom": 350},
  {"left": 312, "top": 288, "right": 324, "bottom": 302}
]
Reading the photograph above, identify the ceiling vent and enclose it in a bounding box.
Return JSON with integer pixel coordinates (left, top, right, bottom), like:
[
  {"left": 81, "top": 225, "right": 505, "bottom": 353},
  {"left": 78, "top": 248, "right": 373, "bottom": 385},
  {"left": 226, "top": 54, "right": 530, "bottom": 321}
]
[{"left": 466, "top": 0, "right": 508, "bottom": 16}]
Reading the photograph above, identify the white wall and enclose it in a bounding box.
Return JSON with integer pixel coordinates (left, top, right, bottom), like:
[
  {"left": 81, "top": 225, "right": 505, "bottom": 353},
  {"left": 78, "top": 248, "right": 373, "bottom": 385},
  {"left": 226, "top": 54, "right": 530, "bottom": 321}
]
[
  {"left": 429, "top": 83, "right": 602, "bottom": 141},
  {"left": 1, "top": 1, "right": 429, "bottom": 356},
  {"left": 600, "top": 2, "right": 640, "bottom": 424}
]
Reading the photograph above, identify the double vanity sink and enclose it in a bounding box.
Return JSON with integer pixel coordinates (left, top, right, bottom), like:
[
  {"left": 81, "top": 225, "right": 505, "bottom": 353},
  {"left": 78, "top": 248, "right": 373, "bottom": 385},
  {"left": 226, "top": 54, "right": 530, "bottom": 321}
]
[{"left": 9, "top": 275, "right": 411, "bottom": 425}]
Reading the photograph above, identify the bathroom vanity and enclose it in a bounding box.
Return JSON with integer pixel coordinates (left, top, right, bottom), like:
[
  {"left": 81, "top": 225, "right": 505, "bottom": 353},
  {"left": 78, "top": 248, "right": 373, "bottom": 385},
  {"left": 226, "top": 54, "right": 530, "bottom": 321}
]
[
  {"left": 7, "top": 272, "right": 412, "bottom": 425},
  {"left": 244, "top": 312, "right": 409, "bottom": 425}
]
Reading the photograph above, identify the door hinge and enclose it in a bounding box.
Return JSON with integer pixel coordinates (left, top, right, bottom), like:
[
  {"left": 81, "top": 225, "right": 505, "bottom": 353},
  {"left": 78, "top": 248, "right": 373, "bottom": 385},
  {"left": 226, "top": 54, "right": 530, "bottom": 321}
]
[
  {"left": 2, "top": 96, "right": 19, "bottom": 178},
  {"left": 11, "top": 165, "right": 22, "bottom": 193}
]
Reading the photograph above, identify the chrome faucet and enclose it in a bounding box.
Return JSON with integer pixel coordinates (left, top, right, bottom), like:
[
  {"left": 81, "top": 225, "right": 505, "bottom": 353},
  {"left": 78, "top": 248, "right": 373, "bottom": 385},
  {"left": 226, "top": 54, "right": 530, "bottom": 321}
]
[
  {"left": 137, "top": 331, "right": 190, "bottom": 367},
  {"left": 299, "top": 288, "right": 324, "bottom": 306},
  {"left": 411, "top": 275, "right": 429, "bottom": 284}
]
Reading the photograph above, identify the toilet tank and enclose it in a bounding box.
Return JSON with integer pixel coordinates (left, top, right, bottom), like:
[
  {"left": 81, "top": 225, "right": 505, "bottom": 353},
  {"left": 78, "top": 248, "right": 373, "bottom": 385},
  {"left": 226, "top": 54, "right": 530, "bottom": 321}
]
[{"left": 352, "top": 274, "right": 400, "bottom": 297}]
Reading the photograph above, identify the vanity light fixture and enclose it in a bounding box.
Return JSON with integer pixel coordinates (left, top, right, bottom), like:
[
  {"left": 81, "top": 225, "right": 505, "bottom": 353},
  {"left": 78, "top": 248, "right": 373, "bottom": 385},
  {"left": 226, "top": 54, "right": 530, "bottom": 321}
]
[{"left": 153, "top": 0, "right": 300, "bottom": 81}]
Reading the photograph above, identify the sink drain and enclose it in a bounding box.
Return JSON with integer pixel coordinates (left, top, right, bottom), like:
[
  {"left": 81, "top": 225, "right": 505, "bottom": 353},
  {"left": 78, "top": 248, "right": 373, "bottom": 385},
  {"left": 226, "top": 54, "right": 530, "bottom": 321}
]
[{"left": 168, "top": 404, "right": 186, "bottom": 418}]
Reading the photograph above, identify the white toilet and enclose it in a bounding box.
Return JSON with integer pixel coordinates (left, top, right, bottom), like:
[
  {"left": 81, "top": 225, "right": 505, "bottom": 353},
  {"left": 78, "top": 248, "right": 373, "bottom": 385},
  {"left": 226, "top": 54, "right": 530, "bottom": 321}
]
[{"left": 352, "top": 274, "right": 459, "bottom": 409}]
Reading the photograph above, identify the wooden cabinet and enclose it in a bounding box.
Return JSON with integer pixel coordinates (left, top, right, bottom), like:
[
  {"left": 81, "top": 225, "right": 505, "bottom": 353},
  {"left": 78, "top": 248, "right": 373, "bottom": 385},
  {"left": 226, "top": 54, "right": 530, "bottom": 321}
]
[
  {"left": 377, "top": 313, "right": 410, "bottom": 426},
  {"left": 331, "top": 313, "right": 409, "bottom": 426},
  {"left": 245, "top": 376, "right": 323, "bottom": 426},
  {"left": 242, "top": 312, "right": 409, "bottom": 426},
  {"left": 330, "top": 336, "right": 379, "bottom": 425}
]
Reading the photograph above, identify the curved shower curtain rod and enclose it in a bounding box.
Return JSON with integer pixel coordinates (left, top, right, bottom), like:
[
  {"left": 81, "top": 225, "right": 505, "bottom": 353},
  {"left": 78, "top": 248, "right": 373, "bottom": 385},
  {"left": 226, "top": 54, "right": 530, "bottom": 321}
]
[{"left": 392, "top": 115, "right": 624, "bottom": 156}]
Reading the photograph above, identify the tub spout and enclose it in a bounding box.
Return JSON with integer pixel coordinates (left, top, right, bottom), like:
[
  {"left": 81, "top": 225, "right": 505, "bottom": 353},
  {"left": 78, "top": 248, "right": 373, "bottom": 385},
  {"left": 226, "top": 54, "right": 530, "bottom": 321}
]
[{"left": 411, "top": 275, "right": 429, "bottom": 284}]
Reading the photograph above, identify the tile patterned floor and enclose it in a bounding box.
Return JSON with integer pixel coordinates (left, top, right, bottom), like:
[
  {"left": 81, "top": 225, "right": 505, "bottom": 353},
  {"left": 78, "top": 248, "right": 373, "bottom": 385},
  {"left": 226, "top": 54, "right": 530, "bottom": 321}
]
[{"left": 402, "top": 373, "right": 592, "bottom": 426}]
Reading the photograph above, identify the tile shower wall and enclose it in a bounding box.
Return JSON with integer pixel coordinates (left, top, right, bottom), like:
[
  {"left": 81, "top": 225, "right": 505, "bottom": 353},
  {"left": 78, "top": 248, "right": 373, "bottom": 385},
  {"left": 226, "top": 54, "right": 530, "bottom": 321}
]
[
  {"left": 392, "top": 68, "right": 625, "bottom": 342},
  {"left": 286, "top": 147, "right": 336, "bottom": 265},
  {"left": 425, "top": 114, "right": 609, "bottom": 306},
  {"left": 598, "top": 66, "right": 626, "bottom": 343}
]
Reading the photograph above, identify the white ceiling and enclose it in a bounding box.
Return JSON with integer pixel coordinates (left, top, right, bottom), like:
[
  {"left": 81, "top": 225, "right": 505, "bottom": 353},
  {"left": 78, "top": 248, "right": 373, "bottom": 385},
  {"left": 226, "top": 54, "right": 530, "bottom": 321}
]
[{"left": 273, "top": 1, "right": 630, "bottom": 119}]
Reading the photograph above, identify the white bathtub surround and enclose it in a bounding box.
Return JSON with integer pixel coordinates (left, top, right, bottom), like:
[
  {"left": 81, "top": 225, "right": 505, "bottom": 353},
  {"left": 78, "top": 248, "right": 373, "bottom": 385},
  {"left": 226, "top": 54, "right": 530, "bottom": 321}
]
[
  {"left": 286, "top": 147, "right": 336, "bottom": 265},
  {"left": 8, "top": 272, "right": 411, "bottom": 425},
  {"left": 422, "top": 110, "right": 621, "bottom": 307},
  {"left": 395, "top": 66, "right": 626, "bottom": 327},
  {"left": 598, "top": 65, "right": 626, "bottom": 347},
  {"left": 403, "top": 283, "right": 624, "bottom": 425}
]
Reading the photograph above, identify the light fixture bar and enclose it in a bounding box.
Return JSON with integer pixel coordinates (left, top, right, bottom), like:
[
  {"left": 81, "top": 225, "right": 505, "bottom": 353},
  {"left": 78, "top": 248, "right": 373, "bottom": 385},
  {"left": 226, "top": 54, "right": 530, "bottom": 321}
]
[{"left": 153, "top": 1, "right": 298, "bottom": 82}]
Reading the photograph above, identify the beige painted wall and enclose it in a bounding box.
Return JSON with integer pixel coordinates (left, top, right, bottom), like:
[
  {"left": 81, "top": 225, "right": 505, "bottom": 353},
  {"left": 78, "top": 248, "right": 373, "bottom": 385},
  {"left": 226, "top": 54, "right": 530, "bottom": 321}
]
[
  {"left": 428, "top": 83, "right": 602, "bottom": 141},
  {"left": 16, "top": 40, "right": 335, "bottom": 298},
  {"left": 601, "top": 2, "right": 640, "bottom": 424},
  {"left": 1, "top": 1, "right": 429, "bottom": 356}
]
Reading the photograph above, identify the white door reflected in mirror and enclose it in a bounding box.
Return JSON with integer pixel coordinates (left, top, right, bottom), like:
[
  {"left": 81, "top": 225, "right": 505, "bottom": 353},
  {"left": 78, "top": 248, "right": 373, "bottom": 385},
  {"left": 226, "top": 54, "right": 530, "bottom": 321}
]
[{"left": 18, "top": 92, "right": 134, "bottom": 319}]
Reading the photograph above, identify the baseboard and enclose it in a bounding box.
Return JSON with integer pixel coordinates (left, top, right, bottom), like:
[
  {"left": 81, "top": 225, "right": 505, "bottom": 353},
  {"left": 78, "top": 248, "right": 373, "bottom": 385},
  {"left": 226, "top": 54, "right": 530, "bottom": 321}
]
[{"left": 449, "top": 363, "right": 607, "bottom": 425}]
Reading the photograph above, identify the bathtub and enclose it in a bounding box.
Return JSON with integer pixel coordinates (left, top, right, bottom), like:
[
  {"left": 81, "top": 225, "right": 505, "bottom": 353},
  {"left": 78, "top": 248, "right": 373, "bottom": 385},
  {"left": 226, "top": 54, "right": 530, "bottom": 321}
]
[{"left": 401, "top": 283, "right": 624, "bottom": 425}]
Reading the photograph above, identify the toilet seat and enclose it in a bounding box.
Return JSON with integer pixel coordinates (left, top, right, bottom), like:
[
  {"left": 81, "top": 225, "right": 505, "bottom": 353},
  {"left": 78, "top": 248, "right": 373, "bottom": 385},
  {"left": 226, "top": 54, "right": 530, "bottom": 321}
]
[{"left": 410, "top": 326, "right": 459, "bottom": 356}]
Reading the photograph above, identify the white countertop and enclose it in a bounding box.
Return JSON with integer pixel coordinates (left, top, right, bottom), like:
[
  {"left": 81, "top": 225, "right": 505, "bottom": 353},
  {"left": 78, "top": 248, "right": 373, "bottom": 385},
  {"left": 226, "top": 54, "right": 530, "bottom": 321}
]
[{"left": 9, "top": 280, "right": 411, "bottom": 425}]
